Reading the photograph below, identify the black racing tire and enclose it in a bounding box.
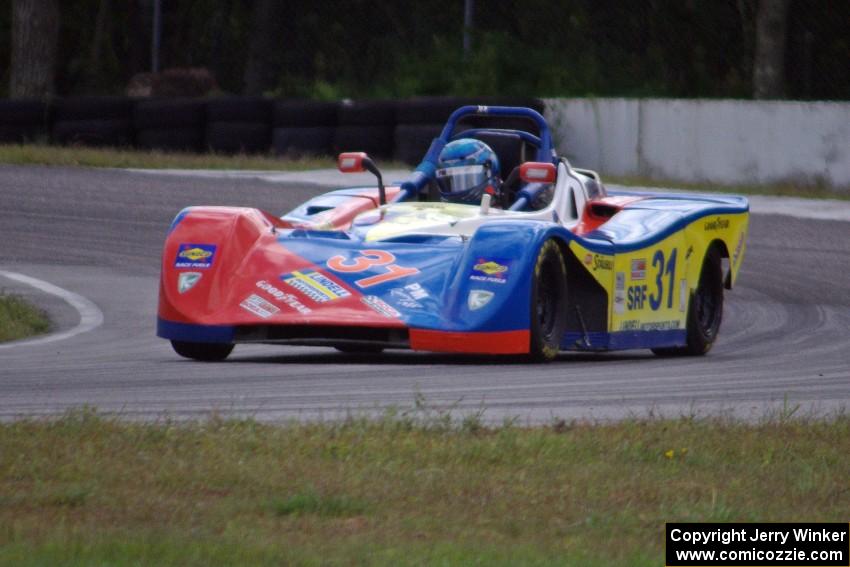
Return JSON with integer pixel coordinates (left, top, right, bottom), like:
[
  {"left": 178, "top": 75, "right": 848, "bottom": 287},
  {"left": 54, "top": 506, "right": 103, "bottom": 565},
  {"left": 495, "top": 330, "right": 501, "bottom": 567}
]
[
  {"left": 272, "top": 126, "right": 334, "bottom": 156},
  {"left": 396, "top": 97, "right": 482, "bottom": 125},
  {"left": 53, "top": 97, "right": 136, "bottom": 121},
  {"left": 337, "top": 100, "right": 397, "bottom": 126},
  {"left": 333, "top": 125, "right": 394, "bottom": 159},
  {"left": 528, "top": 239, "right": 568, "bottom": 362},
  {"left": 652, "top": 246, "right": 724, "bottom": 357},
  {"left": 0, "top": 124, "right": 48, "bottom": 143},
  {"left": 52, "top": 119, "right": 133, "bottom": 146},
  {"left": 0, "top": 99, "right": 50, "bottom": 125},
  {"left": 171, "top": 340, "right": 234, "bottom": 361},
  {"left": 334, "top": 345, "right": 385, "bottom": 354},
  {"left": 393, "top": 123, "right": 443, "bottom": 165},
  {"left": 136, "top": 128, "right": 204, "bottom": 152},
  {"left": 273, "top": 100, "right": 338, "bottom": 127},
  {"left": 205, "top": 121, "right": 271, "bottom": 154},
  {"left": 205, "top": 97, "right": 272, "bottom": 123},
  {"left": 133, "top": 99, "right": 206, "bottom": 130}
]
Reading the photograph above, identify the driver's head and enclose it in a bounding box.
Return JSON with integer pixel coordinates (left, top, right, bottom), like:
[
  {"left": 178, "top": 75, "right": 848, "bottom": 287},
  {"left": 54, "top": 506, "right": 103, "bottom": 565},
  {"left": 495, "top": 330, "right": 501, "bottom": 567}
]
[{"left": 435, "top": 138, "right": 501, "bottom": 204}]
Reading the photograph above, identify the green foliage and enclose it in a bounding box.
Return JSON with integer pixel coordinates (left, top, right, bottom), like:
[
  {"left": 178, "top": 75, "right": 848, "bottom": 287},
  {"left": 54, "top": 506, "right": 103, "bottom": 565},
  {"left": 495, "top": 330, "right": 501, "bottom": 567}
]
[
  {"left": 3, "top": 0, "right": 848, "bottom": 99},
  {"left": 0, "top": 293, "right": 50, "bottom": 343}
]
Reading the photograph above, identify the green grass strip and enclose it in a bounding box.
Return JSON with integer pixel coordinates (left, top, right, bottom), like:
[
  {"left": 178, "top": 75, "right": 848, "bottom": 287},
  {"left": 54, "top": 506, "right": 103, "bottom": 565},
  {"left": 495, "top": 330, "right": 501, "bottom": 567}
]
[
  {"left": 0, "top": 408, "right": 847, "bottom": 566},
  {"left": 0, "top": 293, "right": 50, "bottom": 342},
  {"left": 0, "top": 143, "right": 336, "bottom": 171}
]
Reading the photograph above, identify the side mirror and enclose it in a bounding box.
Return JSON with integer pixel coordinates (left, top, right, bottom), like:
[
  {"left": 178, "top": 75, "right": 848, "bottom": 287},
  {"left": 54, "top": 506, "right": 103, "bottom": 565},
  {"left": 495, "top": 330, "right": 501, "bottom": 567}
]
[
  {"left": 338, "top": 152, "right": 368, "bottom": 173},
  {"left": 519, "top": 162, "right": 556, "bottom": 184},
  {"left": 337, "top": 152, "right": 387, "bottom": 205}
]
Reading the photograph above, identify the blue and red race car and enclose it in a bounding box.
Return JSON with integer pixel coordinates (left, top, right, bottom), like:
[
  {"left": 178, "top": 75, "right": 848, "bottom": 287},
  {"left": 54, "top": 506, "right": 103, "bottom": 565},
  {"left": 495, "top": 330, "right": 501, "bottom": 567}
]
[{"left": 158, "top": 106, "right": 749, "bottom": 361}]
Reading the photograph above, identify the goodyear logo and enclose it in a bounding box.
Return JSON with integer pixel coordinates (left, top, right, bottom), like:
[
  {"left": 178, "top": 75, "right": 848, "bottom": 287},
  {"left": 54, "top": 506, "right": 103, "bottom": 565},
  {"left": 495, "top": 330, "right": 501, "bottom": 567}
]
[
  {"left": 281, "top": 270, "right": 351, "bottom": 303},
  {"left": 174, "top": 243, "right": 216, "bottom": 269}
]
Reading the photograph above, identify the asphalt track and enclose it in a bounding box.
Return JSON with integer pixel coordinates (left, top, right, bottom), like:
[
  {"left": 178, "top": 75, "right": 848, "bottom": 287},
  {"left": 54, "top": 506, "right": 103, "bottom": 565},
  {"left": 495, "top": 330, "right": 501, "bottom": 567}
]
[{"left": 1, "top": 164, "right": 848, "bottom": 423}]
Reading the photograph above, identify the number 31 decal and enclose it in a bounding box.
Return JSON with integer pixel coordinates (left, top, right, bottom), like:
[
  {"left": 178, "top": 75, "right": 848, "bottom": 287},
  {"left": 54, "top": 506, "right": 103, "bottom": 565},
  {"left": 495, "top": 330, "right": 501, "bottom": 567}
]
[
  {"left": 649, "top": 248, "right": 677, "bottom": 311},
  {"left": 327, "top": 250, "right": 419, "bottom": 288}
]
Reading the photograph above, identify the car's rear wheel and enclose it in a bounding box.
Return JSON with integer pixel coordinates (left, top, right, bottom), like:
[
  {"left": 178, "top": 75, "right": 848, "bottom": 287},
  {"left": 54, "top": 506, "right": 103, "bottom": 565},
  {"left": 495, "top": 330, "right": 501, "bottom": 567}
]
[
  {"left": 653, "top": 245, "right": 724, "bottom": 357},
  {"left": 529, "top": 239, "right": 568, "bottom": 362},
  {"left": 171, "top": 340, "right": 234, "bottom": 361}
]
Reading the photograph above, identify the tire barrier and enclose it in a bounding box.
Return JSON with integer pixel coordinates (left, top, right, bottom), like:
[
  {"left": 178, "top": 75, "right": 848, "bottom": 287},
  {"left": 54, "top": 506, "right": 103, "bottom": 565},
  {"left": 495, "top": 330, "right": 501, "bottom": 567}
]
[
  {"left": 134, "top": 99, "right": 206, "bottom": 152},
  {"left": 334, "top": 100, "right": 396, "bottom": 159},
  {"left": 393, "top": 97, "right": 546, "bottom": 165},
  {"left": 52, "top": 97, "right": 136, "bottom": 146},
  {"left": 205, "top": 97, "right": 272, "bottom": 154},
  {"left": 0, "top": 96, "right": 545, "bottom": 161},
  {"left": 0, "top": 99, "right": 50, "bottom": 143},
  {"left": 273, "top": 100, "right": 338, "bottom": 156}
]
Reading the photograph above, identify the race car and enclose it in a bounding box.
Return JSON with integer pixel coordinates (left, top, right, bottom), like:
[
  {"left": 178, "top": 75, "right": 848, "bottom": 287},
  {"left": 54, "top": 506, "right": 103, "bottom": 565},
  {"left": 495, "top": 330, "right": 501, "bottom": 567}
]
[{"left": 157, "top": 105, "right": 749, "bottom": 361}]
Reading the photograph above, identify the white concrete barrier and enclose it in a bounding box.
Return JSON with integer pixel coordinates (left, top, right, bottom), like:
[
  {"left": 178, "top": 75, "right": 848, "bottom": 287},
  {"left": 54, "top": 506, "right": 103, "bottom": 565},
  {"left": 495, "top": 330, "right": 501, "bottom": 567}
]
[{"left": 544, "top": 98, "right": 850, "bottom": 190}]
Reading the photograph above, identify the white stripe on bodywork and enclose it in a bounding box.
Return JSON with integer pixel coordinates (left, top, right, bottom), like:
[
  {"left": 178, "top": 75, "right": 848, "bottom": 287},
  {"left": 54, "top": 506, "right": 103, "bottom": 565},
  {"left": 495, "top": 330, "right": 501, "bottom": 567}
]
[{"left": 0, "top": 270, "right": 104, "bottom": 349}]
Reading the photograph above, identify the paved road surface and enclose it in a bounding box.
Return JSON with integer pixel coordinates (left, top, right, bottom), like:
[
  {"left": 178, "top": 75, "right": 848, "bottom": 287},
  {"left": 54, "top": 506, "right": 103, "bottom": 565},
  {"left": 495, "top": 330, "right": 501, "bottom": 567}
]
[{"left": 1, "top": 165, "right": 848, "bottom": 422}]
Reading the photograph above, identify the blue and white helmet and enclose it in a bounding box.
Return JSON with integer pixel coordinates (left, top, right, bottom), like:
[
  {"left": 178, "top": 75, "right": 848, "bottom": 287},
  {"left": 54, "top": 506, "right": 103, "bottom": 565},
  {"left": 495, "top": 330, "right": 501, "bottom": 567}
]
[{"left": 436, "top": 138, "right": 501, "bottom": 204}]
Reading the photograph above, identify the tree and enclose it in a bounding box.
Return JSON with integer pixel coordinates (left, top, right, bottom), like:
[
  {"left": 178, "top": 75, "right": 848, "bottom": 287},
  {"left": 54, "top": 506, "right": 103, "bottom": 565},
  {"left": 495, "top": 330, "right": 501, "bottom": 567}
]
[
  {"left": 243, "top": 0, "right": 284, "bottom": 95},
  {"left": 9, "top": 0, "right": 60, "bottom": 97},
  {"left": 752, "top": 0, "right": 791, "bottom": 99}
]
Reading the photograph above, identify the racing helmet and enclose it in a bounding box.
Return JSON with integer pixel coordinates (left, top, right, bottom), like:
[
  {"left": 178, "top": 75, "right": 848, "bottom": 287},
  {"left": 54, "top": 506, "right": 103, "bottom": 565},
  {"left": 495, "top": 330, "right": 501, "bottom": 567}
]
[{"left": 435, "top": 138, "right": 501, "bottom": 204}]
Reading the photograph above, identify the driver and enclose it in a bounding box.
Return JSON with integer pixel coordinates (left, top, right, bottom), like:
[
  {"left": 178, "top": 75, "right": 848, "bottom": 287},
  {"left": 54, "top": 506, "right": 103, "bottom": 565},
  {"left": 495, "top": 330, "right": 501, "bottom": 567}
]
[{"left": 435, "top": 138, "right": 501, "bottom": 205}]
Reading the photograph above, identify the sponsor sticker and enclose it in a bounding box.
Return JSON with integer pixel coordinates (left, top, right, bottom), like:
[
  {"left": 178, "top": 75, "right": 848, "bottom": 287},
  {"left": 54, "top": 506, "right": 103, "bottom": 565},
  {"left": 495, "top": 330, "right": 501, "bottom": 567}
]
[
  {"left": 614, "top": 272, "right": 625, "bottom": 314},
  {"left": 732, "top": 232, "right": 744, "bottom": 267},
  {"left": 174, "top": 243, "right": 216, "bottom": 269},
  {"left": 240, "top": 294, "right": 280, "bottom": 319},
  {"left": 177, "top": 272, "right": 202, "bottom": 294},
  {"left": 361, "top": 295, "right": 401, "bottom": 318},
  {"left": 281, "top": 270, "right": 351, "bottom": 303},
  {"left": 630, "top": 258, "right": 646, "bottom": 280},
  {"left": 389, "top": 288, "right": 422, "bottom": 309},
  {"left": 256, "top": 280, "right": 312, "bottom": 314},
  {"left": 585, "top": 253, "right": 613, "bottom": 271},
  {"left": 470, "top": 258, "right": 509, "bottom": 285},
  {"left": 619, "top": 319, "right": 680, "bottom": 331},
  {"left": 679, "top": 278, "right": 687, "bottom": 312},
  {"left": 467, "top": 289, "right": 494, "bottom": 311},
  {"left": 404, "top": 282, "right": 429, "bottom": 300},
  {"left": 389, "top": 283, "right": 430, "bottom": 309}
]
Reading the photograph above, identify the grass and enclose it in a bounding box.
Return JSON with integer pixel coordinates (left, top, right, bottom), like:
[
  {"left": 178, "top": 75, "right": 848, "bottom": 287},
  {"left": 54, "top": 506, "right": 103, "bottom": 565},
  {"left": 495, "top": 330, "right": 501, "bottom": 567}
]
[
  {"left": 1, "top": 143, "right": 848, "bottom": 200},
  {"left": 607, "top": 174, "right": 850, "bottom": 201},
  {"left": 0, "top": 293, "right": 50, "bottom": 342},
  {"left": 0, "top": 407, "right": 848, "bottom": 566},
  {"left": 0, "top": 143, "right": 336, "bottom": 171}
]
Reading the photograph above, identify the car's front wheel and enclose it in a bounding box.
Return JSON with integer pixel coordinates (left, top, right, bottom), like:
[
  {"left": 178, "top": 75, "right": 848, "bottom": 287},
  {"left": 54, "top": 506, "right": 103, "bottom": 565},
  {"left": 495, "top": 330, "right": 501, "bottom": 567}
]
[
  {"left": 171, "top": 340, "right": 234, "bottom": 361},
  {"left": 528, "top": 239, "right": 568, "bottom": 362}
]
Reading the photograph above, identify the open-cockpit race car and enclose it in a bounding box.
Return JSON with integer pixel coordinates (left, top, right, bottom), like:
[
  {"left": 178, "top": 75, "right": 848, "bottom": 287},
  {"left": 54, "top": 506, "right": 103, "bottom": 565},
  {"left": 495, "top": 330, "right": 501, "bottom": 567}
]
[{"left": 158, "top": 106, "right": 749, "bottom": 361}]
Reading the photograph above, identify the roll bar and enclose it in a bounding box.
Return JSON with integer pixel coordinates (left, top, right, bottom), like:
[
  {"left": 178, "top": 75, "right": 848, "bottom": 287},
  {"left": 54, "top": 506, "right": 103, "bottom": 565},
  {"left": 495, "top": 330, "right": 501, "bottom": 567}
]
[{"left": 397, "top": 105, "right": 556, "bottom": 201}]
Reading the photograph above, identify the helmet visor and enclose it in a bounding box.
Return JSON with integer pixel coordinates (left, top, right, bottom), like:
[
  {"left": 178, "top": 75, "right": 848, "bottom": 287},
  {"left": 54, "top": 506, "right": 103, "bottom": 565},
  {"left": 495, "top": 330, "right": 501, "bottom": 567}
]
[{"left": 436, "top": 165, "right": 487, "bottom": 195}]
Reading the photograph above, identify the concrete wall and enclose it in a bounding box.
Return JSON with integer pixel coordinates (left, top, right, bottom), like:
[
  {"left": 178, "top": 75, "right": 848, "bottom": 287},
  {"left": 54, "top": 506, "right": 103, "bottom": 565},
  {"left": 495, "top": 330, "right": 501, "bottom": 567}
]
[{"left": 544, "top": 98, "right": 850, "bottom": 190}]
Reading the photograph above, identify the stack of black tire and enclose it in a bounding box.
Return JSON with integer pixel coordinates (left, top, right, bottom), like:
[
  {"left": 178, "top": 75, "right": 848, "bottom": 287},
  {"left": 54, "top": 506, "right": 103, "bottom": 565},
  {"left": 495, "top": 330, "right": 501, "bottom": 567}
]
[
  {"left": 134, "top": 99, "right": 206, "bottom": 152},
  {"left": 0, "top": 95, "right": 549, "bottom": 161},
  {"left": 0, "top": 99, "right": 50, "bottom": 143},
  {"left": 205, "top": 97, "right": 272, "bottom": 153},
  {"left": 272, "top": 100, "right": 337, "bottom": 157},
  {"left": 334, "top": 100, "right": 397, "bottom": 160},
  {"left": 52, "top": 97, "right": 135, "bottom": 146},
  {"left": 393, "top": 97, "right": 547, "bottom": 166}
]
